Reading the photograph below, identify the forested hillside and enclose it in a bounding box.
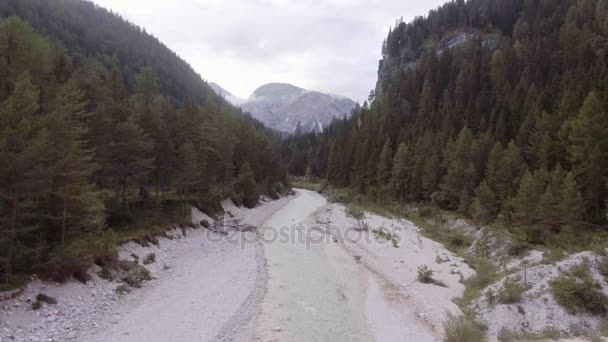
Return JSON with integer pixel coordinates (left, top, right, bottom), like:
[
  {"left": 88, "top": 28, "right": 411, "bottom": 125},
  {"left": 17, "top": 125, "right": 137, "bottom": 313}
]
[
  {"left": 285, "top": 0, "right": 608, "bottom": 244},
  {"left": 0, "top": 10, "right": 287, "bottom": 286},
  {"left": 0, "top": 0, "right": 218, "bottom": 105}
]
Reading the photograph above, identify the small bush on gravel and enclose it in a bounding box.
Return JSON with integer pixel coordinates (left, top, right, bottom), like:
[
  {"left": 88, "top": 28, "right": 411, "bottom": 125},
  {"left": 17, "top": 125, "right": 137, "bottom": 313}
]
[
  {"left": 143, "top": 253, "right": 156, "bottom": 265},
  {"left": 599, "top": 257, "right": 608, "bottom": 282},
  {"left": 98, "top": 267, "right": 113, "bottom": 280},
  {"left": 31, "top": 301, "right": 42, "bottom": 310},
  {"left": 119, "top": 260, "right": 153, "bottom": 288},
  {"left": 417, "top": 265, "right": 434, "bottom": 283},
  {"left": 444, "top": 313, "right": 486, "bottom": 342},
  {"left": 36, "top": 293, "right": 57, "bottom": 305},
  {"left": 550, "top": 263, "right": 608, "bottom": 315},
  {"left": 497, "top": 279, "right": 525, "bottom": 304},
  {"left": 417, "top": 265, "right": 446, "bottom": 286},
  {"left": 346, "top": 205, "right": 365, "bottom": 221},
  {"left": 115, "top": 284, "right": 131, "bottom": 295},
  {"left": 601, "top": 316, "right": 608, "bottom": 336}
]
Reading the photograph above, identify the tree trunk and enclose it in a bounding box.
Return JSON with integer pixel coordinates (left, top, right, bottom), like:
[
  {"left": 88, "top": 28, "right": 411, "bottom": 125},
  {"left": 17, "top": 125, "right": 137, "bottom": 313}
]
[
  {"left": 61, "top": 196, "right": 67, "bottom": 246},
  {"left": 6, "top": 181, "right": 18, "bottom": 284}
]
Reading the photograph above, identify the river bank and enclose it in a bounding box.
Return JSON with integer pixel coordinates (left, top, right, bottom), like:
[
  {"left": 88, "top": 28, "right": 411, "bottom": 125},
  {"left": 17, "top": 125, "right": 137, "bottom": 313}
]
[{"left": 2, "top": 189, "right": 478, "bottom": 342}]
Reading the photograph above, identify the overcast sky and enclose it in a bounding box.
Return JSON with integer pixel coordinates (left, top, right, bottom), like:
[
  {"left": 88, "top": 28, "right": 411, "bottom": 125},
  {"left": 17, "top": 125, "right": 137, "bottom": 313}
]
[{"left": 91, "top": 0, "right": 446, "bottom": 102}]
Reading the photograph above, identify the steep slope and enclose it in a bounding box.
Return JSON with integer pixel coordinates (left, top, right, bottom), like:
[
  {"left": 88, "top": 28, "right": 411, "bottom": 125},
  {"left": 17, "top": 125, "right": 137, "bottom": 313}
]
[
  {"left": 0, "top": 0, "right": 220, "bottom": 105},
  {"left": 0, "top": 5, "right": 288, "bottom": 288},
  {"left": 284, "top": 0, "right": 608, "bottom": 236},
  {"left": 239, "top": 83, "right": 356, "bottom": 133},
  {"left": 209, "top": 82, "right": 244, "bottom": 105}
]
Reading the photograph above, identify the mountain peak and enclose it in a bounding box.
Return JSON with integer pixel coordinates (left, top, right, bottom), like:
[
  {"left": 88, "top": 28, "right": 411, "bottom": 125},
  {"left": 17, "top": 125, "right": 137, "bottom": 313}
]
[
  {"left": 209, "top": 81, "right": 355, "bottom": 133},
  {"left": 250, "top": 83, "right": 306, "bottom": 100}
]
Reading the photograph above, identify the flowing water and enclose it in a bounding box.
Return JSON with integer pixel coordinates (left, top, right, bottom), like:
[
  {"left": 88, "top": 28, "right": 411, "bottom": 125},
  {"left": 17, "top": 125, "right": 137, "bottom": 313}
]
[{"left": 255, "top": 190, "right": 370, "bottom": 341}]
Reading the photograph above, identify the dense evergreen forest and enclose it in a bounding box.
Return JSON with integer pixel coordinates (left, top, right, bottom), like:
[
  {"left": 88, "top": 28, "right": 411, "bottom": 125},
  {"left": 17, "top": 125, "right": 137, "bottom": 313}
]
[
  {"left": 0, "top": 6, "right": 287, "bottom": 286},
  {"left": 285, "top": 0, "right": 608, "bottom": 245}
]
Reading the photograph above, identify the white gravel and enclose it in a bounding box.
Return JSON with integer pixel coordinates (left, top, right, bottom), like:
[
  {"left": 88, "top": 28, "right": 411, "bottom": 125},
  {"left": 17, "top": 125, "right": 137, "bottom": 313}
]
[{"left": 0, "top": 195, "right": 293, "bottom": 342}]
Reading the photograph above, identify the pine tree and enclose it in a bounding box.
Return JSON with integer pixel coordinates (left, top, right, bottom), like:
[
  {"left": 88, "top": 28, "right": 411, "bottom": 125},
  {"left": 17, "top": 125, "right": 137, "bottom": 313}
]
[
  {"left": 537, "top": 187, "right": 559, "bottom": 231},
  {"left": 0, "top": 72, "right": 46, "bottom": 282},
  {"left": 559, "top": 172, "right": 585, "bottom": 228},
  {"left": 563, "top": 92, "right": 608, "bottom": 218},
  {"left": 471, "top": 180, "right": 498, "bottom": 224},
  {"left": 511, "top": 170, "right": 540, "bottom": 227},
  {"left": 390, "top": 143, "right": 411, "bottom": 201},
  {"left": 175, "top": 141, "right": 200, "bottom": 198},
  {"left": 103, "top": 120, "right": 154, "bottom": 212},
  {"left": 440, "top": 127, "right": 475, "bottom": 209},
  {"left": 46, "top": 79, "right": 104, "bottom": 245},
  {"left": 238, "top": 162, "right": 258, "bottom": 208},
  {"left": 495, "top": 141, "right": 524, "bottom": 203},
  {"left": 376, "top": 138, "right": 393, "bottom": 189}
]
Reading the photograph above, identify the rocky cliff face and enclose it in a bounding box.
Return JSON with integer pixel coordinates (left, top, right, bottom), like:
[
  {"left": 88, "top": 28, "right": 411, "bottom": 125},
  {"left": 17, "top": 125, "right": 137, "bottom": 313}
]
[
  {"left": 211, "top": 82, "right": 356, "bottom": 134},
  {"left": 376, "top": 29, "right": 500, "bottom": 96}
]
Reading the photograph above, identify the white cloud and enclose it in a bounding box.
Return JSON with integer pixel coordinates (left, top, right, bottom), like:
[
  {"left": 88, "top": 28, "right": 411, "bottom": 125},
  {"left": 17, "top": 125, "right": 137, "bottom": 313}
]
[{"left": 91, "top": 0, "right": 446, "bottom": 102}]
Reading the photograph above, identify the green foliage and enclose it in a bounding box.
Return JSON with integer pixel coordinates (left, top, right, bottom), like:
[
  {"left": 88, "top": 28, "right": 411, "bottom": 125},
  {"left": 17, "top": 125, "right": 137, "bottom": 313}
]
[
  {"left": 143, "top": 253, "right": 156, "bottom": 265},
  {"left": 600, "top": 258, "right": 608, "bottom": 282},
  {"left": 550, "top": 263, "right": 608, "bottom": 316},
  {"left": 31, "top": 301, "right": 42, "bottom": 310},
  {"left": 36, "top": 293, "right": 57, "bottom": 305},
  {"left": 443, "top": 313, "right": 486, "bottom": 342},
  {"left": 346, "top": 205, "right": 365, "bottom": 221},
  {"left": 417, "top": 265, "right": 434, "bottom": 283},
  {"left": 497, "top": 279, "right": 525, "bottom": 304},
  {"left": 471, "top": 181, "right": 498, "bottom": 225},
  {"left": 601, "top": 316, "right": 608, "bottom": 337},
  {"left": 458, "top": 259, "right": 499, "bottom": 308},
  {"left": 0, "top": 15, "right": 287, "bottom": 286},
  {"left": 282, "top": 0, "right": 608, "bottom": 258},
  {"left": 115, "top": 284, "right": 131, "bottom": 295}
]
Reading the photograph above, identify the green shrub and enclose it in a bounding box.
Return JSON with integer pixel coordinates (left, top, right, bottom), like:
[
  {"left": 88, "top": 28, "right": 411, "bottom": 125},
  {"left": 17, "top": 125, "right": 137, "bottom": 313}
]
[
  {"left": 119, "top": 260, "right": 153, "bottom": 288},
  {"left": 143, "top": 253, "right": 156, "bottom": 265},
  {"left": 498, "top": 327, "right": 562, "bottom": 341},
  {"left": 31, "top": 301, "right": 42, "bottom": 310},
  {"left": 507, "top": 241, "right": 530, "bottom": 257},
  {"left": 418, "top": 265, "right": 434, "bottom": 283},
  {"left": 601, "top": 316, "right": 608, "bottom": 337},
  {"left": 346, "top": 205, "right": 365, "bottom": 221},
  {"left": 98, "top": 267, "right": 113, "bottom": 280},
  {"left": 115, "top": 284, "right": 131, "bottom": 295},
  {"left": 36, "top": 293, "right": 57, "bottom": 305},
  {"left": 443, "top": 313, "right": 486, "bottom": 342},
  {"left": 497, "top": 279, "right": 525, "bottom": 304},
  {"left": 599, "top": 257, "right": 608, "bottom": 282},
  {"left": 458, "top": 259, "right": 498, "bottom": 308},
  {"left": 418, "top": 205, "right": 437, "bottom": 218},
  {"left": 550, "top": 264, "right": 608, "bottom": 316}
]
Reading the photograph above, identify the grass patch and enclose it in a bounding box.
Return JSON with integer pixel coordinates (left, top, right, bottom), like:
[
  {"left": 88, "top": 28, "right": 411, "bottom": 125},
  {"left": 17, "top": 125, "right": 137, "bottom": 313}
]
[
  {"left": 119, "top": 260, "right": 153, "bottom": 288},
  {"left": 289, "top": 177, "right": 324, "bottom": 192},
  {"left": 599, "top": 257, "right": 608, "bottom": 282},
  {"left": 497, "top": 327, "right": 562, "bottom": 341},
  {"left": 601, "top": 316, "right": 608, "bottom": 336},
  {"left": 417, "top": 265, "right": 447, "bottom": 287},
  {"left": 36, "top": 293, "right": 57, "bottom": 305},
  {"left": 115, "top": 284, "right": 131, "bottom": 295},
  {"left": 31, "top": 301, "right": 42, "bottom": 310},
  {"left": 143, "top": 253, "right": 156, "bottom": 265},
  {"left": 550, "top": 262, "right": 608, "bottom": 316},
  {"left": 98, "top": 267, "right": 113, "bottom": 280},
  {"left": 443, "top": 313, "right": 486, "bottom": 342},
  {"left": 373, "top": 229, "right": 400, "bottom": 248},
  {"left": 497, "top": 279, "right": 525, "bottom": 304},
  {"left": 457, "top": 258, "right": 499, "bottom": 309}
]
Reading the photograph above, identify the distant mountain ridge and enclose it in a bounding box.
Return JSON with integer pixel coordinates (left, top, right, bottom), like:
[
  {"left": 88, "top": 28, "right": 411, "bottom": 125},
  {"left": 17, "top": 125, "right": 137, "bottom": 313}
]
[{"left": 211, "top": 82, "right": 356, "bottom": 134}]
